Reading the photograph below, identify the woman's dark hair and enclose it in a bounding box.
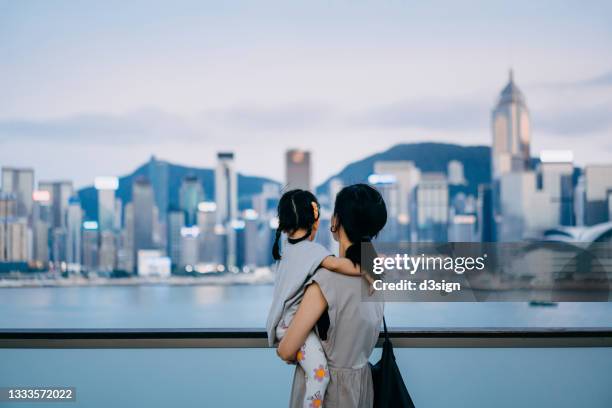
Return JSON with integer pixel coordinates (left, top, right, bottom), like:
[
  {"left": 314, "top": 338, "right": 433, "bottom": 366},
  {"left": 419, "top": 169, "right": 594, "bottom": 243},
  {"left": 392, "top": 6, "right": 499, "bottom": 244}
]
[
  {"left": 333, "top": 183, "right": 387, "bottom": 274},
  {"left": 272, "top": 189, "right": 320, "bottom": 261}
]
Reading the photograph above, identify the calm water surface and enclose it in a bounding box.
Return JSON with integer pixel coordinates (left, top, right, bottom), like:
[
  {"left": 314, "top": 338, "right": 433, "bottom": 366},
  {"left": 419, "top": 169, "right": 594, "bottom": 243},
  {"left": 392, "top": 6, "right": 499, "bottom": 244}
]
[
  {"left": 2, "top": 284, "right": 612, "bottom": 328},
  {"left": 1, "top": 285, "right": 611, "bottom": 408}
]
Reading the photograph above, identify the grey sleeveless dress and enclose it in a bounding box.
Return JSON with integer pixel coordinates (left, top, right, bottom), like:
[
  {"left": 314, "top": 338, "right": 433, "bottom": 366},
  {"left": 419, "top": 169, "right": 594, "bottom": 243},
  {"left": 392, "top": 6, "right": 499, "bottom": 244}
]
[{"left": 288, "top": 268, "right": 384, "bottom": 408}]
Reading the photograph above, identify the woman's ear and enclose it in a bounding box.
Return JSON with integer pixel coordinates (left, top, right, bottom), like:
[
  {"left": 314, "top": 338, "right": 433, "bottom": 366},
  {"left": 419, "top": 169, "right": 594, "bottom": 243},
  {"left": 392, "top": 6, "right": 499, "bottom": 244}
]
[{"left": 330, "top": 214, "right": 339, "bottom": 241}]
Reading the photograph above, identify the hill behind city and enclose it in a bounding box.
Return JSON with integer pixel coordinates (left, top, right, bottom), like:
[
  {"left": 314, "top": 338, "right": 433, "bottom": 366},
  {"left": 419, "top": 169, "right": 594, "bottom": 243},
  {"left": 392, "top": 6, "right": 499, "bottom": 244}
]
[{"left": 77, "top": 142, "right": 492, "bottom": 220}]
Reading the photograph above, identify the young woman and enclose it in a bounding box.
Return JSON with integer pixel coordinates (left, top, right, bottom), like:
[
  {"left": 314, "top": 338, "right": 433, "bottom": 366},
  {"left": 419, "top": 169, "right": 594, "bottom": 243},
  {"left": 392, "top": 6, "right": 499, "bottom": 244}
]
[
  {"left": 266, "top": 189, "right": 374, "bottom": 408},
  {"left": 277, "top": 183, "right": 387, "bottom": 408}
]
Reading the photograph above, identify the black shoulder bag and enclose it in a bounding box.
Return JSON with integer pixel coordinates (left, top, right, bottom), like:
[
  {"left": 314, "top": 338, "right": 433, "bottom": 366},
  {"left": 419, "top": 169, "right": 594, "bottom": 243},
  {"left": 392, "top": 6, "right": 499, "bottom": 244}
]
[{"left": 371, "top": 317, "right": 416, "bottom": 408}]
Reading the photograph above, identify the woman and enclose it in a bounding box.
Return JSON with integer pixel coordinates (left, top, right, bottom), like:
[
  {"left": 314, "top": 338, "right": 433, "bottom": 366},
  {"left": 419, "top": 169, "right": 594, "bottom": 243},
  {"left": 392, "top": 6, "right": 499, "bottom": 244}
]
[{"left": 277, "top": 183, "right": 387, "bottom": 408}]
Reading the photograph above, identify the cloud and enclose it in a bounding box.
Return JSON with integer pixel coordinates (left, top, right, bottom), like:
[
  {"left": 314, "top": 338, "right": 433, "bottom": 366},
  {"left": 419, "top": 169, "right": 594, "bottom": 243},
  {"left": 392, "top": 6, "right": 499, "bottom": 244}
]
[
  {"left": 1, "top": 94, "right": 609, "bottom": 148},
  {"left": 352, "top": 95, "right": 612, "bottom": 137},
  {"left": 576, "top": 70, "right": 612, "bottom": 87},
  {"left": 0, "top": 108, "right": 203, "bottom": 144},
  {"left": 351, "top": 98, "right": 489, "bottom": 131},
  {"left": 0, "top": 102, "right": 335, "bottom": 145},
  {"left": 534, "top": 102, "right": 612, "bottom": 135},
  {"left": 202, "top": 102, "right": 333, "bottom": 131},
  {"left": 536, "top": 69, "right": 612, "bottom": 89}
]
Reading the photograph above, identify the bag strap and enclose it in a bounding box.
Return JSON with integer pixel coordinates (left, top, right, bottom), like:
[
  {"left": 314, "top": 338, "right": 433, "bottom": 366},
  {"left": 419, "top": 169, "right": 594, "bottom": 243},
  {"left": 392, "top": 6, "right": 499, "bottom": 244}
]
[{"left": 382, "top": 315, "right": 389, "bottom": 340}]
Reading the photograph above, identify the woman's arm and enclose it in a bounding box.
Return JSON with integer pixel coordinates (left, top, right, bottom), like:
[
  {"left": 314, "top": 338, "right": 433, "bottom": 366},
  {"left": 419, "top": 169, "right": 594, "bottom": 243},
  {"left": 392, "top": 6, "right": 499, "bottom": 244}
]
[{"left": 276, "top": 282, "right": 328, "bottom": 362}]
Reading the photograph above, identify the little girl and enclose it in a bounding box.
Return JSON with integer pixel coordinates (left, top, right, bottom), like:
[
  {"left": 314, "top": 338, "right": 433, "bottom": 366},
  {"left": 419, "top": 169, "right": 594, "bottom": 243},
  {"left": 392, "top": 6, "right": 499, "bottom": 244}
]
[{"left": 266, "top": 189, "right": 371, "bottom": 408}]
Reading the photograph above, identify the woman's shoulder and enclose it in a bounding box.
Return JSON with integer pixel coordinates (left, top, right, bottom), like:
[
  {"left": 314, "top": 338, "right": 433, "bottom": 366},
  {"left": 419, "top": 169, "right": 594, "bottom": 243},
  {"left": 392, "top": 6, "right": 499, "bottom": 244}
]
[{"left": 309, "top": 267, "right": 362, "bottom": 302}]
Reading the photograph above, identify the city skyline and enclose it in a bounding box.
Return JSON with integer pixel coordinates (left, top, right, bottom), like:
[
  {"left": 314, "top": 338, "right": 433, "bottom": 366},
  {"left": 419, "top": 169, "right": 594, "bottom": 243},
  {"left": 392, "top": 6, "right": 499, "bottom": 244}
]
[{"left": 1, "top": 0, "right": 611, "bottom": 187}]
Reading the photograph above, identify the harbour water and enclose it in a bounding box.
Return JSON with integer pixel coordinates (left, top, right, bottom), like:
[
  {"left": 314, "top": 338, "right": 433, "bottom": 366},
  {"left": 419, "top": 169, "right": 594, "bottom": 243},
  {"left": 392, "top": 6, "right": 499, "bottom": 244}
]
[
  {"left": 1, "top": 284, "right": 612, "bottom": 407},
  {"left": 2, "top": 284, "right": 612, "bottom": 328}
]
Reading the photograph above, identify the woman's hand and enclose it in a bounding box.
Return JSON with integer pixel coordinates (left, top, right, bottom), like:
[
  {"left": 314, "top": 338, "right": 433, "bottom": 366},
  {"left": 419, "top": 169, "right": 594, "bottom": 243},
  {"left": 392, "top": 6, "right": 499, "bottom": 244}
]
[{"left": 276, "top": 282, "right": 328, "bottom": 362}]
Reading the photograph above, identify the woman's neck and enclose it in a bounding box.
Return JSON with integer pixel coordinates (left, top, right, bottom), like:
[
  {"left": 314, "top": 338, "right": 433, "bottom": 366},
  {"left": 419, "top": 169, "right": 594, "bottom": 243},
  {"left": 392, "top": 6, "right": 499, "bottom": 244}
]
[{"left": 338, "top": 239, "right": 352, "bottom": 257}]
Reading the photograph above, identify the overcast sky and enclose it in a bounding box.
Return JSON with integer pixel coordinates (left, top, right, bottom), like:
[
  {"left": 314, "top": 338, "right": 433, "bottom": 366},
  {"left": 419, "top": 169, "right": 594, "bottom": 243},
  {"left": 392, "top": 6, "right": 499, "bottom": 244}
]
[{"left": 1, "top": 0, "right": 611, "bottom": 188}]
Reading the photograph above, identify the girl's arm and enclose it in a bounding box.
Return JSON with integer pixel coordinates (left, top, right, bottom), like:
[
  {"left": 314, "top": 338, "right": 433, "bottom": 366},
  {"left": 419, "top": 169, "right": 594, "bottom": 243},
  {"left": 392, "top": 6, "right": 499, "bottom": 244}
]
[
  {"left": 277, "top": 283, "right": 328, "bottom": 362},
  {"left": 321, "top": 256, "right": 361, "bottom": 276},
  {"left": 321, "top": 256, "right": 376, "bottom": 295}
]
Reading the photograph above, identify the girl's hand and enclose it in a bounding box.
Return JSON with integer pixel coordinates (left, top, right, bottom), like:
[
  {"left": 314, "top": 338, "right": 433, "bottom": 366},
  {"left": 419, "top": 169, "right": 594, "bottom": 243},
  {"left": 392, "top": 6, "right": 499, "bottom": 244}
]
[
  {"left": 277, "top": 347, "right": 296, "bottom": 364},
  {"left": 364, "top": 274, "right": 376, "bottom": 296}
]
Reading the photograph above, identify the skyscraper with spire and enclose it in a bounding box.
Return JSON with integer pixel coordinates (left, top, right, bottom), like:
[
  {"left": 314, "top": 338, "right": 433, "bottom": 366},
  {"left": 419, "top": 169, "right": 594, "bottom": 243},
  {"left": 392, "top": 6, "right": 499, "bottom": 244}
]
[{"left": 491, "top": 70, "right": 531, "bottom": 180}]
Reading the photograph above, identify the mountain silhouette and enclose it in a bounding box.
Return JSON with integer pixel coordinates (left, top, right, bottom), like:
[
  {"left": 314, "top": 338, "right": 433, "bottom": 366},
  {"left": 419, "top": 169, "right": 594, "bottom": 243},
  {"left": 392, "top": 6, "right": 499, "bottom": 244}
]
[
  {"left": 77, "top": 143, "right": 491, "bottom": 221},
  {"left": 77, "top": 156, "right": 280, "bottom": 221},
  {"left": 316, "top": 142, "right": 491, "bottom": 196}
]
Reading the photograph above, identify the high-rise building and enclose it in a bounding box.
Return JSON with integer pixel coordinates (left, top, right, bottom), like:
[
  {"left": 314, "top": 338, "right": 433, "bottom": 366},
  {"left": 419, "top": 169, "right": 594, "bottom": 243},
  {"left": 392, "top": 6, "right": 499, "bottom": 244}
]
[
  {"left": 38, "top": 181, "right": 73, "bottom": 229},
  {"left": 538, "top": 151, "right": 575, "bottom": 226},
  {"left": 215, "top": 152, "right": 238, "bottom": 268},
  {"left": 98, "top": 231, "right": 116, "bottom": 272},
  {"left": 368, "top": 174, "right": 400, "bottom": 241},
  {"left": 66, "top": 196, "right": 83, "bottom": 270},
  {"left": 477, "top": 184, "right": 496, "bottom": 242},
  {"left": 148, "top": 156, "right": 170, "bottom": 222},
  {"left": 82, "top": 221, "right": 99, "bottom": 270},
  {"left": 197, "top": 202, "right": 223, "bottom": 266},
  {"left": 583, "top": 164, "right": 612, "bottom": 226},
  {"left": 448, "top": 214, "right": 477, "bottom": 242},
  {"left": 498, "top": 171, "right": 557, "bottom": 240},
  {"left": 51, "top": 228, "right": 67, "bottom": 268},
  {"left": 179, "top": 175, "right": 204, "bottom": 226},
  {"left": 450, "top": 192, "right": 477, "bottom": 215},
  {"left": 574, "top": 175, "right": 586, "bottom": 227},
  {"left": 179, "top": 226, "right": 199, "bottom": 270},
  {"left": 252, "top": 183, "right": 280, "bottom": 219},
  {"left": 608, "top": 191, "right": 612, "bottom": 222},
  {"left": 1, "top": 167, "right": 34, "bottom": 220},
  {"left": 31, "top": 190, "right": 52, "bottom": 266},
  {"left": 373, "top": 161, "right": 420, "bottom": 226},
  {"left": 167, "top": 209, "right": 185, "bottom": 267},
  {"left": 94, "top": 177, "right": 119, "bottom": 232},
  {"left": 242, "top": 210, "right": 260, "bottom": 269},
  {"left": 0, "top": 193, "right": 17, "bottom": 219},
  {"left": 1, "top": 191, "right": 29, "bottom": 263},
  {"left": 447, "top": 160, "right": 466, "bottom": 186},
  {"left": 0, "top": 194, "right": 18, "bottom": 262},
  {"left": 285, "top": 149, "right": 311, "bottom": 191},
  {"left": 132, "top": 177, "right": 155, "bottom": 270},
  {"left": 215, "top": 152, "right": 238, "bottom": 224},
  {"left": 114, "top": 198, "right": 123, "bottom": 231},
  {"left": 412, "top": 173, "right": 449, "bottom": 242},
  {"left": 118, "top": 202, "right": 134, "bottom": 272},
  {"left": 32, "top": 220, "right": 49, "bottom": 266},
  {"left": 0, "top": 219, "right": 28, "bottom": 262},
  {"left": 491, "top": 70, "right": 531, "bottom": 179}
]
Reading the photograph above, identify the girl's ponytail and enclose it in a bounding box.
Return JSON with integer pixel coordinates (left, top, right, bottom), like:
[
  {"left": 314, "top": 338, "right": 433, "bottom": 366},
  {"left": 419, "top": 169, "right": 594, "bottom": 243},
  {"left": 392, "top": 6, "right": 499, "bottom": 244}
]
[
  {"left": 272, "top": 227, "right": 282, "bottom": 261},
  {"left": 344, "top": 235, "right": 377, "bottom": 276}
]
